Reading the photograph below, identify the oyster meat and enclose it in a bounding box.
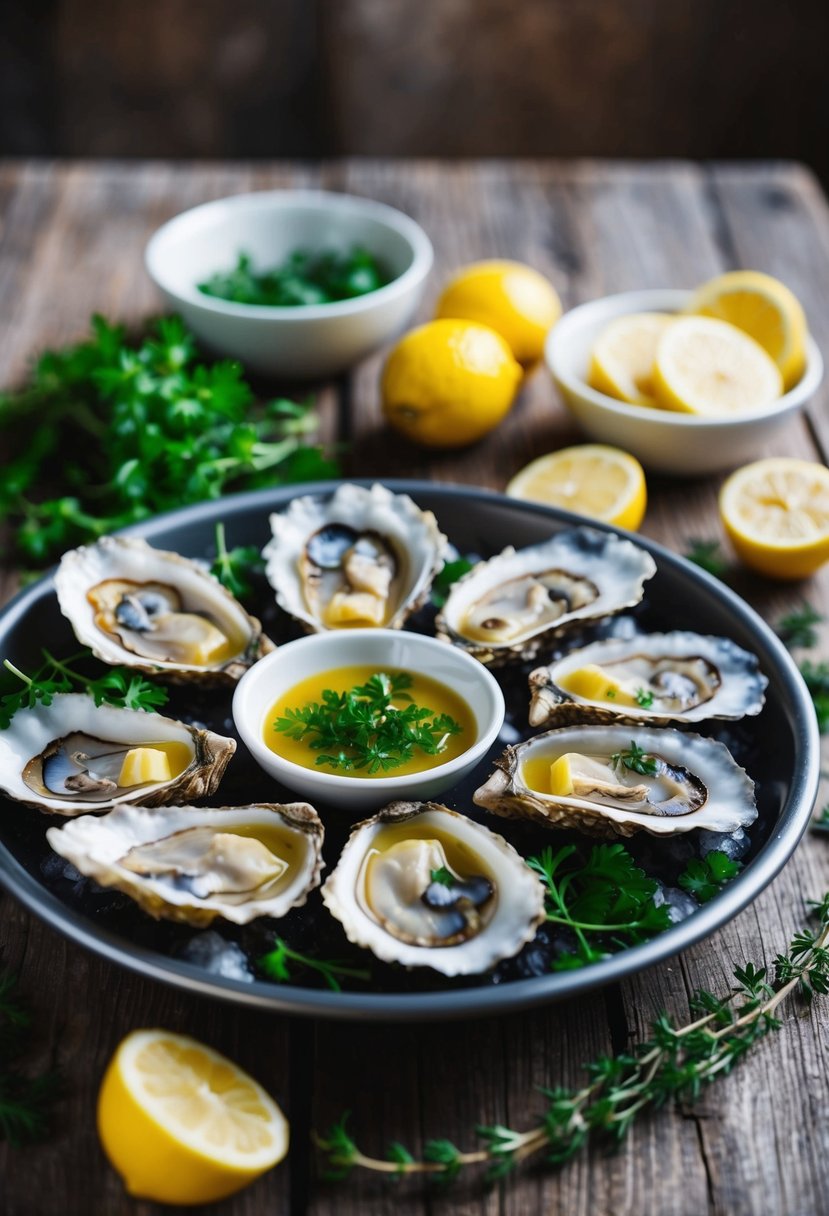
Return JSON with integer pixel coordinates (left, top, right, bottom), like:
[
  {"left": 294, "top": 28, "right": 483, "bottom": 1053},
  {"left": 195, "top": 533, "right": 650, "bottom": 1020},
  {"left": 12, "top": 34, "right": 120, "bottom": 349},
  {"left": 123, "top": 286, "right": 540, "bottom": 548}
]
[
  {"left": 437, "top": 527, "right": 656, "bottom": 663},
  {"left": 46, "top": 802, "right": 324, "bottom": 926},
  {"left": 322, "top": 801, "right": 545, "bottom": 975},
  {"left": 0, "top": 693, "right": 234, "bottom": 815},
  {"left": 55, "top": 537, "right": 273, "bottom": 683},
  {"left": 529, "top": 630, "right": 767, "bottom": 728},
  {"left": 264, "top": 483, "right": 448, "bottom": 631},
  {"left": 474, "top": 725, "right": 756, "bottom": 837}
]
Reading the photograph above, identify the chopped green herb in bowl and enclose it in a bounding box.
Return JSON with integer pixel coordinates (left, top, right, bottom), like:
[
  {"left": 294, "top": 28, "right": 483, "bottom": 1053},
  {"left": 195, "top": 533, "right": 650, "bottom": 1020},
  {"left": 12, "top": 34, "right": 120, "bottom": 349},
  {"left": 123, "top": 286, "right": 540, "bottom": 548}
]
[{"left": 198, "top": 247, "right": 391, "bottom": 308}]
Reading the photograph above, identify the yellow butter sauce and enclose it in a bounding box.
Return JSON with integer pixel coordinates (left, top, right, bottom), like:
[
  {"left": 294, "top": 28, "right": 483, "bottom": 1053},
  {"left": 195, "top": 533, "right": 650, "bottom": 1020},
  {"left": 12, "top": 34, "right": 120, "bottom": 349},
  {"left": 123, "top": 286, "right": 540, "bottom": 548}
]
[{"left": 263, "top": 665, "right": 476, "bottom": 778}]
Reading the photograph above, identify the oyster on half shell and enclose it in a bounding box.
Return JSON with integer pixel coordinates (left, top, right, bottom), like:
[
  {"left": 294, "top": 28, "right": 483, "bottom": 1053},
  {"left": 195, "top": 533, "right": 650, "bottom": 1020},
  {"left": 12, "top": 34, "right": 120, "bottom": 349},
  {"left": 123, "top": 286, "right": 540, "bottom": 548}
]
[
  {"left": 529, "top": 630, "right": 767, "bottom": 728},
  {"left": 263, "top": 483, "right": 448, "bottom": 632},
  {"left": 321, "top": 801, "right": 545, "bottom": 976},
  {"left": 55, "top": 537, "right": 273, "bottom": 683},
  {"left": 0, "top": 693, "right": 234, "bottom": 815},
  {"left": 474, "top": 725, "right": 756, "bottom": 838},
  {"left": 436, "top": 527, "right": 656, "bottom": 664},
  {"left": 46, "top": 802, "right": 324, "bottom": 926}
]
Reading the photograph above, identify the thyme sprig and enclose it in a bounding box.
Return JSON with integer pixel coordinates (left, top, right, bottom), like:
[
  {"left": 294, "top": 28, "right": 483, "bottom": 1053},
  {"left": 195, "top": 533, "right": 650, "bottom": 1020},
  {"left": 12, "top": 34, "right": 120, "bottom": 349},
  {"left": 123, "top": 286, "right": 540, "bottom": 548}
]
[
  {"left": 0, "top": 649, "right": 168, "bottom": 729},
  {"left": 273, "top": 672, "right": 463, "bottom": 774},
  {"left": 0, "top": 968, "right": 60, "bottom": 1145},
  {"left": 527, "top": 843, "right": 670, "bottom": 969},
  {"left": 317, "top": 893, "right": 829, "bottom": 1185},
  {"left": 259, "top": 939, "right": 370, "bottom": 993},
  {"left": 777, "top": 602, "right": 824, "bottom": 649}
]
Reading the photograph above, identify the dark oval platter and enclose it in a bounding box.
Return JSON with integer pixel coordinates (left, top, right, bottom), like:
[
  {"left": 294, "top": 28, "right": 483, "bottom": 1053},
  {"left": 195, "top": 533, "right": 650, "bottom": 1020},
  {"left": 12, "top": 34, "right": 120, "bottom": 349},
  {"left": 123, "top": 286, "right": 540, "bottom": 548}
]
[{"left": 0, "top": 481, "right": 819, "bottom": 1020}]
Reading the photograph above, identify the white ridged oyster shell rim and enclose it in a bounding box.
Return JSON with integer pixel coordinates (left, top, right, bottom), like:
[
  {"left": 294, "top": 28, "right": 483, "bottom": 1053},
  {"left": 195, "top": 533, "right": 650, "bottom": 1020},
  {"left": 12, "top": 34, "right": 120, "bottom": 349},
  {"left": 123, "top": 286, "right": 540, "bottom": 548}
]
[
  {"left": 46, "top": 801, "right": 324, "bottom": 926},
  {"left": 262, "top": 481, "right": 448, "bottom": 632},
  {"left": 321, "top": 801, "right": 546, "bottom": 976}
]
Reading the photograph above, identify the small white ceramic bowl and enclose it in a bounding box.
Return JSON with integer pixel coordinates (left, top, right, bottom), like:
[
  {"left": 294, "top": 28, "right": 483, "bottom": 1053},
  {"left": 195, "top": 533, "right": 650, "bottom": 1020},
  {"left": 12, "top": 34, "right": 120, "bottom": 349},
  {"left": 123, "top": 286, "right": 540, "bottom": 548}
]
[
  {"left": 545, "top": 288, "right": 823, "bottom": 476},
  {"left": 145, "top": 190, "right": 433, "bottom": 378},
  {"left": 232, "top": 630, "right": 505, "bottom": 812}
]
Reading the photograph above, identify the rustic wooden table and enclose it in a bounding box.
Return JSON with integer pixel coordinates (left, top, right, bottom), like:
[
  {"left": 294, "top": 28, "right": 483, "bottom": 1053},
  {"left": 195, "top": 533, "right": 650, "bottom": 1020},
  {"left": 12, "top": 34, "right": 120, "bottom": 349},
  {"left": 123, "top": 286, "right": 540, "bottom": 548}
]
[{"left": 2, "top": 159, "right": 829, "bottom": 1216}]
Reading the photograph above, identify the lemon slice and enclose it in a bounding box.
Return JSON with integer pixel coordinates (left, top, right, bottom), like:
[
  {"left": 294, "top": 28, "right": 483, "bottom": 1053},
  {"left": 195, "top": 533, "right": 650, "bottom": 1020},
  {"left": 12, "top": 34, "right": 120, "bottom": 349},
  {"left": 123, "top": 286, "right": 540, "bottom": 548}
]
[
  {"left": 98, "top": 1029, "right": 289, "bottom": 1204},
  {"left": 719, "top": 457, "right": 829, "bottom": 579},
  {"left": 506, "top": 444, "right": 647, "bottom": 532},
  {"left": 688, "top": 270, "right": 808, "bottom": 389},
  {"left": 588, "top": 312, "right": 675, "bottom": 406},
  {"left": 653, "top": 316, "right": 783, "bottom": 416}
]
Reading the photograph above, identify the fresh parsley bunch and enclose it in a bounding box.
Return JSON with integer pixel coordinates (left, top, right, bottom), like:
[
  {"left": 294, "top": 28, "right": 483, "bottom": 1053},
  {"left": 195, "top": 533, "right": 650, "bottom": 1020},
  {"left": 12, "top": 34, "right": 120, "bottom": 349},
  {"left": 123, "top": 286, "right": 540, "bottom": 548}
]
[
  {"left": 274, "top": 671, "right": 463, "bottom": 774},
  {"left": 0, "top": 315, "right": 337, "bottom": 566}
]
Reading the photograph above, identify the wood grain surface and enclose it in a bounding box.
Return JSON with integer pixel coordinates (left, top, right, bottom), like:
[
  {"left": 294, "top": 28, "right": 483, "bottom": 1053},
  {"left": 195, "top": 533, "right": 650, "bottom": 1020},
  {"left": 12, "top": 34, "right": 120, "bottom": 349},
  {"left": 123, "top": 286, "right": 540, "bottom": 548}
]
[{"left": 1, "top": 159, "right": 829, "bottom": 1216}]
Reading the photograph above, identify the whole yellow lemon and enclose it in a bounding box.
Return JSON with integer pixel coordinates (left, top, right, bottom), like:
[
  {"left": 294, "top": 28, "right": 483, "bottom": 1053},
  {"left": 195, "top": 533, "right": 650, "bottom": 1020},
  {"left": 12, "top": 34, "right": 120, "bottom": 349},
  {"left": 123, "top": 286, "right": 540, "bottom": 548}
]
[
  {"left": 435, "top": 259, "right": 562, "bottom": 368},
  {"left": 381, "top": 318, "right": 522, "bottom": 448}
]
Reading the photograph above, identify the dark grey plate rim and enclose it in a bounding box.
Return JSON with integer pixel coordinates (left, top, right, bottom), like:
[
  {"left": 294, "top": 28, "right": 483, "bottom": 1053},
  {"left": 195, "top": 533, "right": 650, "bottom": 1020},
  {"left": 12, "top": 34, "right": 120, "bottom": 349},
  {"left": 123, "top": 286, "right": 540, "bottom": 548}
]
[{"left": 0, "top": 480, "right": 819, "bottom": 1022}]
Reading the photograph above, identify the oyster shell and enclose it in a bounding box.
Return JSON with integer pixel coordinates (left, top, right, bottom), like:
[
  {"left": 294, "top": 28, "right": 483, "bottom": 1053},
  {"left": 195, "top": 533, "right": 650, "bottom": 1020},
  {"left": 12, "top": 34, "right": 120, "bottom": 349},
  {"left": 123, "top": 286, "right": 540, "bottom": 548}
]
[
  {"left": 474, "top": 725, "right": 756, "bottom": 838},
  {"left": 0, "top": 693, "right": 234, "bottom": 815},
  {"left": 55, "top": 537, "right": 273, "bottom": 683},
  {"left": 436, "top": 527, "right": 656, "bottom": 664},
  {"left": 263, "top": 483, "right": 448, "bottom": 632},
  {"left": 529, "top": 631, "right": 767, "bottom": 728},
  {"left": 46, "top": 801, "right": 324, "bottom": 926},
  {"left": 321, "top": 801, "right": 545, "bottom": 976}
]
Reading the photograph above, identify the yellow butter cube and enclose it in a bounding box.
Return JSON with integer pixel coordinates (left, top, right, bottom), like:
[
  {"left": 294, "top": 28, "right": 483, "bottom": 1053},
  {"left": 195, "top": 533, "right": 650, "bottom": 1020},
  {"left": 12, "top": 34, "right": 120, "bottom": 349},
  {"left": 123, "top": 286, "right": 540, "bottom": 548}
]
[
  {"left": 549, "top": 754, "right": 575, "bottom": 796},
  {"left": 118, "top": 747, "right": 172, "bottom": 788},
  {"left": 558, "top": 664, "right": 637, "bottom": 707}
]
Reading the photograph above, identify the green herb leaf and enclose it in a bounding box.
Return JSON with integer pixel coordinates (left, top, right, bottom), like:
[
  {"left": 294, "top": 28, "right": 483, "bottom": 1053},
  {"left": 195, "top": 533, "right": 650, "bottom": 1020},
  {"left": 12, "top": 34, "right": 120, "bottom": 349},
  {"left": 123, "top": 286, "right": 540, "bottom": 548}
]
[
  {"left": 198, "top": 247, "right": 390, "bottom": 307},
  {"left": 430, "top": 867, "right": 455, "bottom": 888},
  {"left": 258, "top": 939, "right": 370, "bottom": 993},
  {"left": 0, "top": 650, "right": 168, "bottom": 729},
  {"left": 634, "top": 687, "right": 655, "bottom": 709},
  {"left": 777, "top": 602, "right": 824, "bottom": 649},
  {"left": 610, "top": 740, "right": 658, "bottom": 776},
  {"left": 812, "top": 805, "right": 829, "bottom": 834},
  {"left": 0, "top": 969, "right": 60, "bottom": 1146},
  {"left": 678, "top": 851, "right": 742, "bottom": 903},
  {"left": 272, "top": 671, "right": 463, "bottom": 774},
  {"left": 684, "top": 538, "right": 727, "bottom": 577},
  {"left": 800, "top": 660, "right": 829, "bottom": 732},
  {"left": 431, "top": 558, "right": 475, "bottom": 608},
  {"left": 0, "top": 315, "right": 338, "bottom": 568},
  {"left": 527, "top": 841, "right": 670, "bottom": 969},
  {"left": 210, "top": 522, "right": 265, "bottom": 600}
]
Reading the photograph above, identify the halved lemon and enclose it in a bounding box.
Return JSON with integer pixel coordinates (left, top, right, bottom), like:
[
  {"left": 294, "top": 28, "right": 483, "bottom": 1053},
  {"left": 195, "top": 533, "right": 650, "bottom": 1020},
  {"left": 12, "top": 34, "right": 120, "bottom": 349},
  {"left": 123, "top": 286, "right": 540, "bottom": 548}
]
[
  {"left": 588, "top": 312, "right": 675, "bottom": 406},
  {"left": 506, "top": 444, "right": 647, "bottom": 532},
  {"left": 688, "top": 270, "right": 807, "bottom": 389},
  {"left": 719, "top": 457, "right": 829, "bottom": 579},
  {"left": 653, "top": 316, "right": 783, "bottom": 416},
  {"left": 98, "top": 1029, "right": 289, "bottom": 1205}
]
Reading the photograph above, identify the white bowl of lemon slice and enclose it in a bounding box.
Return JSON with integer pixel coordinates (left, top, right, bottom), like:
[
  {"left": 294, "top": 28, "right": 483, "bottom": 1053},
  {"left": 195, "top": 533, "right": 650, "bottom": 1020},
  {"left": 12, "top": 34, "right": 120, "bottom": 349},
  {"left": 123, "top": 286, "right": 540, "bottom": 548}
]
[{"left": 545, "top": 283, "right": 823, "bottom": 476}]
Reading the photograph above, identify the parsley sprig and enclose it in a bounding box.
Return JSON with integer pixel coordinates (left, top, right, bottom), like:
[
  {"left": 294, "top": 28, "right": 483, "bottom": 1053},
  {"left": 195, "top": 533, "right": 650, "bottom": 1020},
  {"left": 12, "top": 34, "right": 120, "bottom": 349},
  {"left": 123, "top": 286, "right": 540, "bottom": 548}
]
[
  {"left": 210, "top": 523, "right": 265, "bottom": 600},
  {"left": 273, "top": 672, "right": 463, "bottom": 774},
  {"left": 610, "top": 740, "right": 658, "bottom": 776},
  {"left": 684, "top": 537, "right": 728, "bottom": 577},
  {"left": 678, "top": 850, "right": 743, "bottom": 903},
  {"left": 527, "top": 843, "right": 671, "bottom": 969},
  {"left": 0, "top": 650, "right": 168, "bottom": 729},
  {"left": 0, "top": 315, "right": 337, "bottom": 567},
  {"left": 799, "top": 660, "right": 829, "bottom": 732},
  {"left": 317, "top": 892, "right": 829, "bottom": 1185},
  {"left": 259, "top": 939, "right": 370, "bottom": 993},
  {"left": 198, "top": 247, "right": 390, "bottom": 307}
]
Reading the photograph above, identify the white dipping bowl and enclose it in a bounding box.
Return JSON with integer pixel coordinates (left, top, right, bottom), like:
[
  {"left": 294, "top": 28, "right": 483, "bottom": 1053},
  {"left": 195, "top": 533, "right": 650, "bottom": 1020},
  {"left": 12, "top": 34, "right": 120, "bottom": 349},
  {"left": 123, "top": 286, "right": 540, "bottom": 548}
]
[
  {"left": 145, "top": 190, "right": 433, "bottom": 379},
  {"left": 232, "top": 630, "right": 505, "bottom": 812},
  {"left": 545, "top": 288, "right": 823, "bottom": 476}
]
